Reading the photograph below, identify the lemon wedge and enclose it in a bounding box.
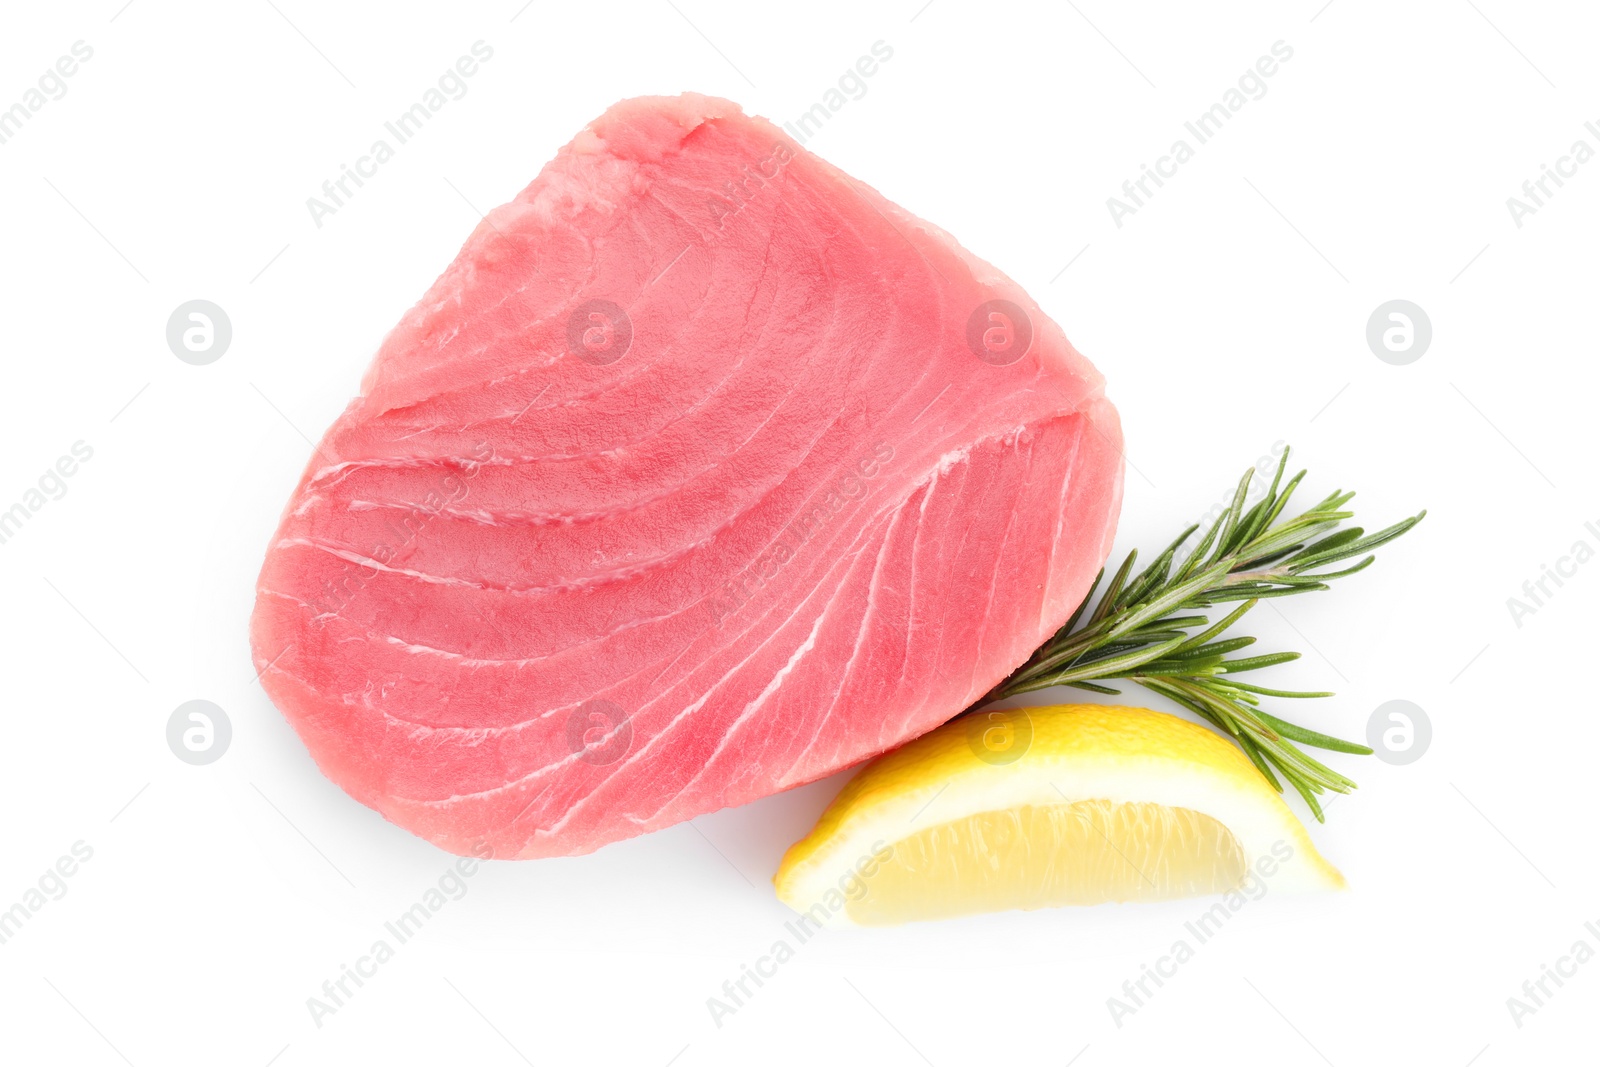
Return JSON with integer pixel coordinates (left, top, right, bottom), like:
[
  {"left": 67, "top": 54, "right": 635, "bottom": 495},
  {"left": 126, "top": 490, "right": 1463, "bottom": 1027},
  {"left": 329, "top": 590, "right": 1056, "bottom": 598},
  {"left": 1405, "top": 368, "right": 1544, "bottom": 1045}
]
[{"left": 774, "top": 705, "right": 1345, "bottom": 926}]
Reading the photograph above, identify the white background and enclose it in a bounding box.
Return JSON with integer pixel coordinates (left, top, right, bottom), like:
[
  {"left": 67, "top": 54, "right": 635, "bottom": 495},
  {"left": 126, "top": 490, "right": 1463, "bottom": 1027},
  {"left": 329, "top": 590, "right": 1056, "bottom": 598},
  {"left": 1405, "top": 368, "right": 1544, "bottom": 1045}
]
[{"left": 1, "top": 1, "right": 1594, "bottom": 1064}]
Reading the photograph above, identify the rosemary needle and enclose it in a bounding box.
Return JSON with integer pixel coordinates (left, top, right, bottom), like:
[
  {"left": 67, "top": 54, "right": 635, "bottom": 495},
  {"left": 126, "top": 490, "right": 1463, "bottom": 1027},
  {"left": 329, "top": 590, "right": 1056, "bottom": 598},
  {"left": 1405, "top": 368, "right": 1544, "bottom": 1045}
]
[{"left": 974, "top": 447, "right": 1425, "bottom": 821}]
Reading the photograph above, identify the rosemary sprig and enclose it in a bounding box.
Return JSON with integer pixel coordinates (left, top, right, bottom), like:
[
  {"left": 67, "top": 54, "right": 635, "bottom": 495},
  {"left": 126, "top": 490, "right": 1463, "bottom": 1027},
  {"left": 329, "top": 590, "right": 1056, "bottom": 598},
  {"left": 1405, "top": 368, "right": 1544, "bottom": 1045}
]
[{"left": 977, "top": 447, "right": 1425, "bottom": 821}]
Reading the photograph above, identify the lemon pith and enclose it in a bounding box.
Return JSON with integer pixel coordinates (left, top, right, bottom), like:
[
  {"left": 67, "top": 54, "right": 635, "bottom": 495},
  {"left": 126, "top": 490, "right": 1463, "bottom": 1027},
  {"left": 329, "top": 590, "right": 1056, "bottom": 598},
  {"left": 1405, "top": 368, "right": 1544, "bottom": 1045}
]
[{"left": 774, "top": 705, "right": 1345, "bottom": 926}]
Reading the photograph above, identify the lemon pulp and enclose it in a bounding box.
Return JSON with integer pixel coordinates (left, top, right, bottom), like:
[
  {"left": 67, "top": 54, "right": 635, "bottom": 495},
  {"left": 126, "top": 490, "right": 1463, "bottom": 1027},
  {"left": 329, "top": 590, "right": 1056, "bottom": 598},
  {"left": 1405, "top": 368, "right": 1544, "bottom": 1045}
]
[
  {"left": 775, "top": 705, "right": 1346, "bottom": 926},
  {"left": 846, "top": 800, "right": 1248, "bottom": 925}
]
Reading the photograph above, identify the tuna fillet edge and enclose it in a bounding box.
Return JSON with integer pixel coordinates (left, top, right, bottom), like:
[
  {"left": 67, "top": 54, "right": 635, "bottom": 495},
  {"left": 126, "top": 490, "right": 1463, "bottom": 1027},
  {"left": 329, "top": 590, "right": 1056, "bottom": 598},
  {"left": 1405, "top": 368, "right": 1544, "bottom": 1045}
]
[{"left": 250, "top": 93, "right": 1124, "bottom": 859}]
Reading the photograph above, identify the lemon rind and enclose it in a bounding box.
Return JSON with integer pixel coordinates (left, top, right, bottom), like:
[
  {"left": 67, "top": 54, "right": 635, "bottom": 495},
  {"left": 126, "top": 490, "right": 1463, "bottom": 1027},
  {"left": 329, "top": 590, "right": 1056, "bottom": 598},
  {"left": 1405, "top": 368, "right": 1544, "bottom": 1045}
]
[{"left": 774, "top": 705, "right": 1346, "bottom": 924}]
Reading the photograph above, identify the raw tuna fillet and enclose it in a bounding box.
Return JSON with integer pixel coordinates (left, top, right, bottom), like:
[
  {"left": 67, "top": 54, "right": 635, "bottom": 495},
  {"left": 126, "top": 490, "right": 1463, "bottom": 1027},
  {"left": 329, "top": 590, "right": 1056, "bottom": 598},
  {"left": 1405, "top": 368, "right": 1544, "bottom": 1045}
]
[{"left": 251, "top": 93, "right": 1124, "bottom": 859}]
